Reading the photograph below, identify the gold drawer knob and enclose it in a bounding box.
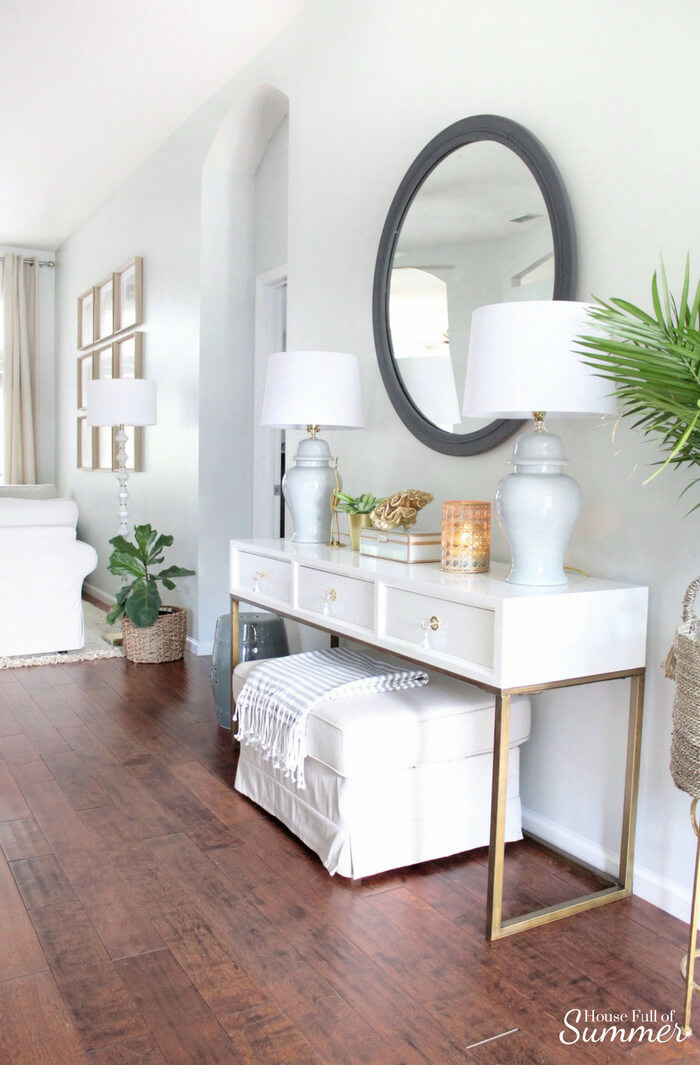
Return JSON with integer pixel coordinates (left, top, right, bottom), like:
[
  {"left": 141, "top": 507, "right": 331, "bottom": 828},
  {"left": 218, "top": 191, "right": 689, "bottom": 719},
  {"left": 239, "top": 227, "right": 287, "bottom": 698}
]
[
  {"left": 322, "top": 589, "right": 337, "bottom": 616},
  {"left": 420, "top": 615, "right": 440, "bottom": 649},
  {"left": 252, "top": 569, "right": 267, "bottom": 592}
]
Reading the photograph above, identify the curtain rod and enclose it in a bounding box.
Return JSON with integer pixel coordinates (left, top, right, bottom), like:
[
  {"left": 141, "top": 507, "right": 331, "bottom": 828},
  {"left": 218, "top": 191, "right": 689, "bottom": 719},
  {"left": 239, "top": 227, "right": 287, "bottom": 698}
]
[{"left": 0, "top": 256, "right": 55, "bottom": 267}]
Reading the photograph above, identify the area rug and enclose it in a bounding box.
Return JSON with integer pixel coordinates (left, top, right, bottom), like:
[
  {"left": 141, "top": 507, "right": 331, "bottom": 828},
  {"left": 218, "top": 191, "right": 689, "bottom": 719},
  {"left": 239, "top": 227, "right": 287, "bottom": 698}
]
[{"left": 0, "top": 602, "right": 125, "bottom": 669}]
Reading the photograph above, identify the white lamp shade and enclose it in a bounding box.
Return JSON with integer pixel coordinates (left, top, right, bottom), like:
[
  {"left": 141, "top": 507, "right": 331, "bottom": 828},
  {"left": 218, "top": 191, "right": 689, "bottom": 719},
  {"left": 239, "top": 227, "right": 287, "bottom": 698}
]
[
  {"left": 261, "top": 351, "right": 364, "bottom": 429},
  {"left": 463, "top": 300, "right": 615, "bottom": 418},
  {"left": 86, "top": 378, "right": 157, "bottom": 427}
]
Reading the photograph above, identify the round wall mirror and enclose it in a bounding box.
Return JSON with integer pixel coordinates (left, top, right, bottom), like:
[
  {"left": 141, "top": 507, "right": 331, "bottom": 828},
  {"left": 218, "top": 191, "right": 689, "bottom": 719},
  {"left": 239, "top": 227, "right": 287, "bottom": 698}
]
[{"left": 373, "top": 115, "right": 577, "bottom": 455}]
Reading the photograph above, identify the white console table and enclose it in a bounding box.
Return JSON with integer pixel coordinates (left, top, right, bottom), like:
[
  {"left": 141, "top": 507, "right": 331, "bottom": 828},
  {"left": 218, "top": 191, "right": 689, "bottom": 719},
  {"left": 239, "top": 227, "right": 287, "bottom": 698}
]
[{"left": 229, "top": 537, "right": 648, "bottom": 940}]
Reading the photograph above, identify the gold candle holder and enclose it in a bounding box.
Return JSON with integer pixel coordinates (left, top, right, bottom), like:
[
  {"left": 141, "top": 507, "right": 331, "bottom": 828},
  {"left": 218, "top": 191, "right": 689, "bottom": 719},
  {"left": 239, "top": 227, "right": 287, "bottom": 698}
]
[{"left": 441, "top": 500, "right": 491, "bottom": 573}]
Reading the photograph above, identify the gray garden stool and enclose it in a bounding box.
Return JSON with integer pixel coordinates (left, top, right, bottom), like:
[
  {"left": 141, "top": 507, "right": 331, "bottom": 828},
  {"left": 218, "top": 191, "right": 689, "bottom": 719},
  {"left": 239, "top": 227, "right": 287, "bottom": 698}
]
[{"left": 210, "top": 611, "right": 289, "bottom": 728}]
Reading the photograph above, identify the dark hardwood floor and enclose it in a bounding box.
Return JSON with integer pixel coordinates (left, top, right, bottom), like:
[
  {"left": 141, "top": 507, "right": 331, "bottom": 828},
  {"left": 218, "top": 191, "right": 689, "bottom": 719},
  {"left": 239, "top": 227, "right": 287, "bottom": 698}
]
[{"left": 0, "top": 650, "right": 698, "bottom": 1063}]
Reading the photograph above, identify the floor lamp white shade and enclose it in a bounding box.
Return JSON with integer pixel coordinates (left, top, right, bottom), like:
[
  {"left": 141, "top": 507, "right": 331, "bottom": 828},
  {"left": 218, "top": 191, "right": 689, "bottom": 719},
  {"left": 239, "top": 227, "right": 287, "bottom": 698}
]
[
  {"left": 86, "top": 378, "right": 157, "bottom": 538},
  {"left": 262, "top": 351, "right": 364, "bottom": 543},
  {"left": 463, "top": 301, "right": 614, "bottom": 586}
]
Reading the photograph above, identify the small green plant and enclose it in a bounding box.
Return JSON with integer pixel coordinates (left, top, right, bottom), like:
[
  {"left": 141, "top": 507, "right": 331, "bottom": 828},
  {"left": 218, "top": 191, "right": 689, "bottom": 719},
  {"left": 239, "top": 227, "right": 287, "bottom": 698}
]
[
  {"left": 579, "top": 257, "right": 700, "bottom": 507},
  {"left": 106, "top": 524, "right": 195, "bottom": 628},
  {"left": 332, "top": 491, "right": 385, "bottom": 514}
]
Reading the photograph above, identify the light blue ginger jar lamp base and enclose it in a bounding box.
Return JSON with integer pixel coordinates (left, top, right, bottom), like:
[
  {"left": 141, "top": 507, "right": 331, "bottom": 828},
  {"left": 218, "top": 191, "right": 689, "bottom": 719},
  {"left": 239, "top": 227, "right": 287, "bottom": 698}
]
[{"left": 283, "top": 434, "right": 337, "bottom": 544}]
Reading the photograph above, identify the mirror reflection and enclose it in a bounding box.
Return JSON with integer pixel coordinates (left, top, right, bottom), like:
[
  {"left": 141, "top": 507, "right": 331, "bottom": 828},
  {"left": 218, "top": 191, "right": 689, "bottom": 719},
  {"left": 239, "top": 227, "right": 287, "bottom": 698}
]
[{"left": 388, "top": 141, "right": 554, "bottom": 435}]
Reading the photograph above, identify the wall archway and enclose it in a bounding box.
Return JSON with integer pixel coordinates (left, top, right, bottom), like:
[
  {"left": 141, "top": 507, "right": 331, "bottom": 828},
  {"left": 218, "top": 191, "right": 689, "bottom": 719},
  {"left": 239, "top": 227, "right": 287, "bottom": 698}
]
[{"left": 197, "top": 84, "right": 289, "bottom": 649}]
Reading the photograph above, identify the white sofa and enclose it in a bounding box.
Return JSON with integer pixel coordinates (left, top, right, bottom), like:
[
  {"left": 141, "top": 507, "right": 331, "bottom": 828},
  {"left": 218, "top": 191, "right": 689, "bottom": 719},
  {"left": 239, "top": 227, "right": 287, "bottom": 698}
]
[
  {"left": 233, "top": 659, "right": 531, "bottom": 879},
  {"left": 0, "top": 497, "right": 98, "bottom": 657}
]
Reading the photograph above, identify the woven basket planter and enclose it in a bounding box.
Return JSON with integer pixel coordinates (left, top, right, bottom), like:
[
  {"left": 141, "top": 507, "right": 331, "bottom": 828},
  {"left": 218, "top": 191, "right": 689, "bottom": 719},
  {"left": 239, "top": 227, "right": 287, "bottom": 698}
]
[
  {"left": 668, "top": 577, "right": 700, "bottom": 798},
  {"left": 122, "top": 606, "right": 187, "bottom": 664}
]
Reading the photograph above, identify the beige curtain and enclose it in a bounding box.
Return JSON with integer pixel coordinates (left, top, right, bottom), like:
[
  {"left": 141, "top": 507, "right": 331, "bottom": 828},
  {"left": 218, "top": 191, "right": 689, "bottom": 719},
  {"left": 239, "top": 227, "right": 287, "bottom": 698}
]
[{"left": 2, "top": 254, "right": 38, "bottom": 484}]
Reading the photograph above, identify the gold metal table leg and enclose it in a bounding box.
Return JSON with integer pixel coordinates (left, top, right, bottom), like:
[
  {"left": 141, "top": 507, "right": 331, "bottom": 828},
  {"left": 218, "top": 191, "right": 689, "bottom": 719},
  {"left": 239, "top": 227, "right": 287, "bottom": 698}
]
[
  {"left": 618, "top": 672, "right": 645, "bottom": 890},
  {"left": 486, "top": 671, "right": 645, "bottom": 941},
  {"left": 486, "top": 693, "right": 511, "bottom": 940}
]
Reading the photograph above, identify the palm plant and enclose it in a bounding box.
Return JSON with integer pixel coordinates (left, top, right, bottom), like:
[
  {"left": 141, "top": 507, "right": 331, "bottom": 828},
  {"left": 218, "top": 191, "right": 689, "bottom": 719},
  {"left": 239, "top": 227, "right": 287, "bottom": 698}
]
[{"left": 578, "top": 258, "right": 700, "bottom": 506}]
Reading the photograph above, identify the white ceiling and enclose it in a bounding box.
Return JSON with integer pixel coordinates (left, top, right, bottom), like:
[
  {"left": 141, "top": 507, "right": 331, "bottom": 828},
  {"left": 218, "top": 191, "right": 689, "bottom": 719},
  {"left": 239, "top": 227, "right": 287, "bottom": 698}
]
[{"left": 0, "top": 0, "right": 309, "bottom": 249}]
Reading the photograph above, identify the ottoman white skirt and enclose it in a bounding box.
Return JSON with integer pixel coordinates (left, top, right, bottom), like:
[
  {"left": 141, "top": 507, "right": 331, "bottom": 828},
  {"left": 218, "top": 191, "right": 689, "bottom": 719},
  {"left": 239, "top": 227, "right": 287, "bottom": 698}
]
[{"left": 233, "top": 659, "right": 531, "bottom": 879}]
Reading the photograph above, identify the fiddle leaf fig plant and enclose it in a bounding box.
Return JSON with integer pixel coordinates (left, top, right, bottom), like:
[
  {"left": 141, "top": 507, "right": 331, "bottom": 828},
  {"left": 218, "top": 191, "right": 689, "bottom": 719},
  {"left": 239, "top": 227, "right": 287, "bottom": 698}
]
[
  {"left": 578, "top": 257, "right": 700, "bottom": 508},
  {"left": 106, "top": 524, "right": 195, "bottom": 628},
  {"left": 332, "top": 491, "right": 385, "bottom": 514}
]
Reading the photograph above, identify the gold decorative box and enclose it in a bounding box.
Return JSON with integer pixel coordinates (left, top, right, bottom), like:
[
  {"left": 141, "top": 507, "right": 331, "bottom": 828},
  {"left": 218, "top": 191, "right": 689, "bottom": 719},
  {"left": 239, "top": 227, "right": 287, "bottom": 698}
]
[{"left": 359, "top": 527, "right": 441, "bottom": 564}]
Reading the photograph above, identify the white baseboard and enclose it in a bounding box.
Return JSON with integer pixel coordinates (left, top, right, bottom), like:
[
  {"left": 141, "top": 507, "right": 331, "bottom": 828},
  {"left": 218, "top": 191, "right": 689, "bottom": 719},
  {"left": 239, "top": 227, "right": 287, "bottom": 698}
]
[
  {"left": 521, "top": 807, "right": 691, "bottom": 923},
  {"left": 85, "top": 585, "right": 213, "bottom": 657},
  {"left": 186, "top": 636, "right": 213, "bottom": 656},
  {"left": 83, "top": 581, "right": 114, "bottom": 609}
]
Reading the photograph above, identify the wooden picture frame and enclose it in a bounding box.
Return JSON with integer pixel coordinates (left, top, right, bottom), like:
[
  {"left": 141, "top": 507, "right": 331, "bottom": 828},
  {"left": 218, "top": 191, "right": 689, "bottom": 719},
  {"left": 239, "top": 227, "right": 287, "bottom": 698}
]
[
  {"left": 77, "top": 351, "right": 96, "bottom": 411},
  {"left": 94, "top": 341, "right": 115, "bottom": 381},
  {"left": 114, "top": 257, "right": 143, "bottom": 333},
  {"left": 114, "top": 331, "right": 142, "bottom": 379},
  {"left": 96, "top": 274, "right": 117, "bottom": 342},
  {"left": 77, "top": 416, "right": 95, "bottom": 470},
  {"left": 77, "top": 288, "right": 97, "bottom": 349}
]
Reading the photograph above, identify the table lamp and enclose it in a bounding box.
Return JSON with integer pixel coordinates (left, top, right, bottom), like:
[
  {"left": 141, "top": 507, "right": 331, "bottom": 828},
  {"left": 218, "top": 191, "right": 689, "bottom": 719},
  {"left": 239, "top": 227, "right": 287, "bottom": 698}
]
[
  {"left": 261, "top": 351, "right": 364, "bottom": 543},
  {"left": 463, "top": 301, "right": 614, "bottom": 585},
  {"left": 86, "top": 378, "right": 157, "bottom": 537}
]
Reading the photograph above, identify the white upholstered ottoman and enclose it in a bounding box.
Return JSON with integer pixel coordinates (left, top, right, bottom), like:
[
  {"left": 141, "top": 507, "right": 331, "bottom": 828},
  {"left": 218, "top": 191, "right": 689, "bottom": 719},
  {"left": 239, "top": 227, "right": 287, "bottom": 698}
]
[{"left": 233, "top": 659, "right": 531, "bottom": 879}]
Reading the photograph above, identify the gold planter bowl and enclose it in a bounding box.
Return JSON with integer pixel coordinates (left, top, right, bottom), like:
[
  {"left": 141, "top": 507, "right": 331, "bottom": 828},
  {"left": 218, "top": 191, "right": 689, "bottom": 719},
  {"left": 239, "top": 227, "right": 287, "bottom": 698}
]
[
  {"left": 122, "top": 605, "right": 187, "bottom": 663},
  {"left": 347, "top": 512, "right": 372, "bottom": 551}
]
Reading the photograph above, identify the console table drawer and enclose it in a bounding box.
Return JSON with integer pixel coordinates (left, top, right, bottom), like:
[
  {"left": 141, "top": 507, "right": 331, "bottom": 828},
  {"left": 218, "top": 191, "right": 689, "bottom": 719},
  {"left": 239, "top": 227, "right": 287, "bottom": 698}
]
[
  {"left": 236, "top": 552, "right": 292, "bottom": 604},
  {"left": 384, "top": 587, "right": 495, "bottom": 668},
  {"left": 298, "top": 566, "right": 374, "bottom": 630}
]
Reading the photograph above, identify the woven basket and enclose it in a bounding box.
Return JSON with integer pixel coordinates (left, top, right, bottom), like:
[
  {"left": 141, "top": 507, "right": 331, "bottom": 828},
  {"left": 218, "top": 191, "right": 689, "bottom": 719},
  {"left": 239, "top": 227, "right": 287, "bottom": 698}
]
[
  {"left": 668, "top": 577, "right": 700, "bottom": 797},
  {"left": 122, "top": 606, "right": 187, "bottom": 664}
]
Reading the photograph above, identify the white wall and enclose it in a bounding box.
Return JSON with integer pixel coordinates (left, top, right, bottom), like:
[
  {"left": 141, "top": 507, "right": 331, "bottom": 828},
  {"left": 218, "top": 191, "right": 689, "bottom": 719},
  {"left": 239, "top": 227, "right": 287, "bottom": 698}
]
[
  {"left": 55, "top": 109, "right": 219, "bottom": 611},
  {"left": 53, "top": 0, "right": 700, "bottom": 918}
]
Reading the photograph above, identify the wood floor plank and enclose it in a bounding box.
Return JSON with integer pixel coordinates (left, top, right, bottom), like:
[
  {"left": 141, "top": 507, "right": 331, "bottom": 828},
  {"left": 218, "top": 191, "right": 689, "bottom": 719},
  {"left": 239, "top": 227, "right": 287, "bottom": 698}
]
[
  {"left": 31, "top": 689, "right": 84, "bottom": 728},
  {"left": 0, "top": 732, "right": 43, "bottom": 764},
  {"left": 127, "top": 756, "right": 237, "bottom": 848},
  {"left": 41, "top": 749, "right": 113, "bottom": 810},
  {"left": 209, "top": 842, "right": 470, "bottom": 1065},
  {"left": 30, "top": 900, "right": 149, "bottom": 1051},
  {"left": 268, "top": 964, "right": 403, "bottom": 1065},
  {"left": 148, "top": 898, "right": 273, "bottom": 1016},
  {"left": 0, "top": 970, "right": 89, "bottom": 1064},
  {"left": 115, "top": 948, "right": 243, "bottom": 1065},
  {"left": 0, "top": 815, "right": 52, "bottom": 861},
  {"left": 0, "top": 849, "right": 48, "bottom": 981},
  {"left": 16, "top": 702, "right": 76, "bottom": 755},
  {"left": 10, "top": 853, "right": 77, "bottom": 909},
  {"left": 19, "top": 777, "right": 164, "bottom": 960},
  {"left": 0, "top": 757, "right": 31, "bottom": 820},
  {"left": 170, "top": 759, "right": 259, "bottom": 825},
  {"left": 59, "top": 724, "right": 120, "bottom": 765},
  {"left": 218, "top": 1001, "right": 327, "bottom": 1065},
  {"left": 147, "top": 831, "right": 307, "bottom": 986},
  {"left": 95, "top": 764, "right": 180, "bottom": 839},
  {"left": 0, "top": 704, "right": 22, "bottom": 736},
  {"left": 87, "top": 1034, "right": 170, "bottom": 1064},
  {"left": 7, "top": 758, "right": 53, "bottom": 787}
]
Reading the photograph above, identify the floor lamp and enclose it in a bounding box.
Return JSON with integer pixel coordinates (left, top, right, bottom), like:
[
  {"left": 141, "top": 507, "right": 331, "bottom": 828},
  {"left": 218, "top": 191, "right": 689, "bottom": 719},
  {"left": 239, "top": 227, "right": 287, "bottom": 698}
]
[{"left": 86, "top": 378, "right": 157, "bottom": 537}]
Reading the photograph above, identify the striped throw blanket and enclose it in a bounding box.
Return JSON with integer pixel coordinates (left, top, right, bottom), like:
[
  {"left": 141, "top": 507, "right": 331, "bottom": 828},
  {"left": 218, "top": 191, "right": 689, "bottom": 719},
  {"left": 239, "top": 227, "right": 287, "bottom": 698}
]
[{"left": 234, "top": 648, "right": 429, "bottom": 789}]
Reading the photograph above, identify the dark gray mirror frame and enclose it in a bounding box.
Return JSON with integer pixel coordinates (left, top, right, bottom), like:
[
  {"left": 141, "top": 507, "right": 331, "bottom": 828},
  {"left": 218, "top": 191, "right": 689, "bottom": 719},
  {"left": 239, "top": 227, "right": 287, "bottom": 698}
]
[{"left": 372, "top": 114, "right": 577, "bottom": 455}]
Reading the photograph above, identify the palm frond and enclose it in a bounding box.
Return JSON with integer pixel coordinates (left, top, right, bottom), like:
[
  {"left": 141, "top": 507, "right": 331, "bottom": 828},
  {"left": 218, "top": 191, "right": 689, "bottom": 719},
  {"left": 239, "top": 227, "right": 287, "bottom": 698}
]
[{"left": 578, "top": 257, "right": 700, "bottom": 510}]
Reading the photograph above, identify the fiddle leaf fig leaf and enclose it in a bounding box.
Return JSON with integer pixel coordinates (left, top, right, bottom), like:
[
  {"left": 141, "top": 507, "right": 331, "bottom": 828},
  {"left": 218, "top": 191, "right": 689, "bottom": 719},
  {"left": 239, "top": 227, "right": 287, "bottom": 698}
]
[{"left": 125, "top": 577, "right": 161, "bottom": 628}]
